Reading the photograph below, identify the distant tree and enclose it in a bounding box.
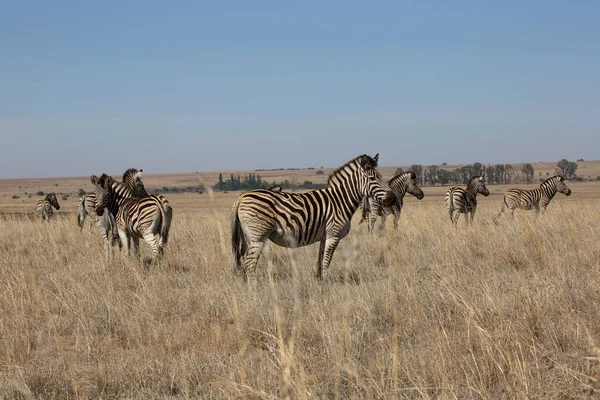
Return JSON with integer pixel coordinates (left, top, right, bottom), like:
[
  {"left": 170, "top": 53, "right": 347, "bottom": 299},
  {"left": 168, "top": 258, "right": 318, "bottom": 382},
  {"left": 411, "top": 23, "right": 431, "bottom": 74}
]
[
  {"left": 78, "top": 188, "right": 86, "bottom": 197},
  {"left": 556, "top": 159, "right": 578, "bottom": 179},
  {"left": 315, "top": 170, "right": 324, "bottom": 175},
  {"left": 485, "top": 167, "right": 495, "bottom": 185},
  {"left": 394, "top": 167, "right": 404, "bottom": 176},
  {"left": 61, "top": 194, "right": 69, "bottom": 201},
  {"left": 441, "top": 162, "right": 447, "bottom": 166},
  {"left": 426, "top": 165, "right": 439, "bottom": 186},
  {"left": 218, "top": 173, "right": 224, "bottom": 190},
  {"left": 411, "top": 165, "right": 423, "bottom": 185},
  {"left": 472, "top": 162, "right": 483, "bottom": 175},
  {"left": 438, "top": 169, "right": 454, "bottom": 185},
  {"left": 522, "top": 163, "right": 535, "bottom": 184}
]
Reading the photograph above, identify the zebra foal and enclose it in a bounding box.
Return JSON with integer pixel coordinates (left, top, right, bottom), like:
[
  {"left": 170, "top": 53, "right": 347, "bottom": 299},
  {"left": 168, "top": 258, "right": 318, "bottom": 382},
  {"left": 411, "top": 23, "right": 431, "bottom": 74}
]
[
  {"left": 36, "top": 193, "right": 60, "bottom": 221},
  {"left": 361, "top": 171, "right": 424, "bottom": 231},
  {"left": 496, "top": 175, "right": 571, "bottom": 219},
  {"left": 231, "top": 154, "right": 396, "bottom": 283},
  {"left": 445, "top": 175, "right": 489, "bottom": 225},
  {"left": 77, "top": 192, "right": 98, "bottom": 230}
]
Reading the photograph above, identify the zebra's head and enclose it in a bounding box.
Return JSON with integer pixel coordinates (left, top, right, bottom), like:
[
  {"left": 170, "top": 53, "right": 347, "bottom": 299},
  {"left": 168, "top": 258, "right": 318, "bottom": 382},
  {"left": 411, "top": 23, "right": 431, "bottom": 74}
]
[
  {"left": 553, "top": 175, "right": 572, "bottom": 196},
  {"left": 45, "top": 193, "right": 60, "bottom": 210},
  {"left": 122, "top": 168, "right": 149, "bottom": 198},
  {"left": 405, "top": 172, "right": 425, "bottom": 200},
  {"left": 360, "top": 154, "right": 396, "bottom": 207},
  {"left": 470, "top": 176, "right": 490, "bottom": 197},
  {"left": 90, "top": 174, "right": 115, "bottom": 216}
]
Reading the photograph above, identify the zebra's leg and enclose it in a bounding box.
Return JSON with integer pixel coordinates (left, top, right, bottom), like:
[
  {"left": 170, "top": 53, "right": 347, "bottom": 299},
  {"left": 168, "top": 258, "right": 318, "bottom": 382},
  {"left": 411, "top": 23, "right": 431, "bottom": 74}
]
[
  {"left": 118, "top": 228, "right": 131, "bottom": 256},
  {"left": 470, "top": 208, "right": 476, "bottom": 223},
  {"left": 379, "top": 214, "right": 387, "bottom": 231},
  {"left": 508, "top": 207, "right": 515, "bottom": 218},
  {"left": 448, "top": 210, "right": 454, "bottom": 225},
  {"left": 318, "top": 236, "right": 341, "bottom": 280},
  {"left": 393, "top": 211, "right": 400, "bottom": 230},
  {"left": 244, "top": 240, "right": 266, "bottom": 285},
  {"left": 317, "top": 239, "right": 325, "bottom": 278},
  {"left": 132, "top": 235, "right": 142, "bottom": 260},
  {"left": 368, "top": 213, "right": 376, "bottom": 233}
]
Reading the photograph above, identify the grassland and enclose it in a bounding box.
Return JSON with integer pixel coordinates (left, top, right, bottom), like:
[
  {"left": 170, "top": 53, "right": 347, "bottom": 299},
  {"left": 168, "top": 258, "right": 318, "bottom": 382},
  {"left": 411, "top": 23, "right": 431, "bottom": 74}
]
[{"left": 1, "top": 166, "right": 600, "bottom": 398}]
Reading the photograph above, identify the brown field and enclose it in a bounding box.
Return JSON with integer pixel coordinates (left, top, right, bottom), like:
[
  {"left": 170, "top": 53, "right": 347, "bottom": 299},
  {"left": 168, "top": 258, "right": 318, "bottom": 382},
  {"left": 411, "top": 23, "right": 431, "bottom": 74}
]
[{"left": 1, "top": 163, "right": 600, "bottom": 398}]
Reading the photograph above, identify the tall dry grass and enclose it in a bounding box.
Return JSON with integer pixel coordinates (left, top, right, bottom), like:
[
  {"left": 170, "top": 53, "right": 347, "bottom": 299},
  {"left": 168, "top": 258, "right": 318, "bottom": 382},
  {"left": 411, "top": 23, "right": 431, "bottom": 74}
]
[{"left": 1, "top": 199, "right": 600, "bottom": 399}]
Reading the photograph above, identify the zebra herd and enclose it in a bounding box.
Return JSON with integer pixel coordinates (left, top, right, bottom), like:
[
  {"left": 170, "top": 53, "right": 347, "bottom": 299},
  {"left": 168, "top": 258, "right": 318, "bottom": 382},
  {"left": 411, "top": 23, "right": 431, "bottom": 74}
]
[
  {"left": 231, "top": 154, "right": 573, "bottom": 283},
  {"left": 37, "top": 168, "right": 173, "bottom": 263},
  {"left": 32, "top": 155, "right": 572, "bottom": 282}
]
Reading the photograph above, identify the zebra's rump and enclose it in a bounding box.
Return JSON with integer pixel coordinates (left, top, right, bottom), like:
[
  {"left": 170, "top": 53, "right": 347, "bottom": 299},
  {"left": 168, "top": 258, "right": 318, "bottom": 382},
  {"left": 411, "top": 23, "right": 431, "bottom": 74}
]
[
  {"left": 446, "top": 188, "right": 476, "bottom": 212},
  {"left": 118, "top": 195, "right": 167, "bottom": 236}
]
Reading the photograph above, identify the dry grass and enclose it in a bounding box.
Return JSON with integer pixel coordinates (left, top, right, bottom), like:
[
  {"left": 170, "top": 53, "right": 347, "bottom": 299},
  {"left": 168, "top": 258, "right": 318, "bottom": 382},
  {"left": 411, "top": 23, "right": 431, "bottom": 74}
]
[{"left": 1, "top": 190, "right": 600, "bottom": 399}]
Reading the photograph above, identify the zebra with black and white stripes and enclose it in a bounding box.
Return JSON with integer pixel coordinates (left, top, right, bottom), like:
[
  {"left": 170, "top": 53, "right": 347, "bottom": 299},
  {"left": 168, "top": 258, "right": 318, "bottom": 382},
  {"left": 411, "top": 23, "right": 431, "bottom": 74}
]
[
  {"left": 90, "top": 171, "right": 173, "bottom": 261},
  {"left": 361, "top": 171, "right": 424, "bottom": 231},
  {"left": 77, "top": 192, "right": 98, "bottom": 230},
  {"left": 496, "top": 175, "right": 571, "bottom": 218},
  {"left": 445, "top": 175, "right": 489, "bottom": 225},
  {"left": 36, "top": 193, "right": 60, "bottom": 221},
  {"left": 231, "top": 154, "right": 396, "bottom": 283}
]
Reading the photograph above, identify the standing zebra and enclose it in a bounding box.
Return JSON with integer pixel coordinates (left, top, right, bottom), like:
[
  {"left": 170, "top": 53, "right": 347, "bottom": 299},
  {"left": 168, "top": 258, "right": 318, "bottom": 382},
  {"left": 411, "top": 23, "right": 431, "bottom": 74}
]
[
  {"left": 496, "top": 175, "right": 571, "bottom": 219},
  {"left": 231, "top": 154, "right": 396, "bottom": 283},
  {"left": 445, "top": 175, "right": 490, "bottom": 225},
  {"left": 36, "top": 193, "right": 60, "bottom": 221},
  {"left": 77, "top": 192, "right": 98, "bottom": 230},
  {"left": 361, "top": 171, "right": 424, "bottom": 231},
  {"left": 90, "top": 172, "right": 173, "bottom": 262}
]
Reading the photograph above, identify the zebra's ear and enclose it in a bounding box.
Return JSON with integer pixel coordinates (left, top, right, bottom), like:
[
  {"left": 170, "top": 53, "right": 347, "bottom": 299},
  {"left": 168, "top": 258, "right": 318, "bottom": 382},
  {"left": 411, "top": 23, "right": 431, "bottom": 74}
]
[
  {"left": 558, "top": 175, "right": 564, "bottom": 181},
  {"left": 410, "top": 172, "right": 417, "bottom": 179},
  {"left": 373, "top": 153, "right": 379, "bottom": 165},
  {"left": 90, "top": 175, "right": 100, "bottom": 186}
]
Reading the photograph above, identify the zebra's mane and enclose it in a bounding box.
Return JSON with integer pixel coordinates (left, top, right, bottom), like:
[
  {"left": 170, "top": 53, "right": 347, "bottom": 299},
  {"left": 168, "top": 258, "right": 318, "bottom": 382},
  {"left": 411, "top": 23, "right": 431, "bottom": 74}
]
[
  {"left": 123, "top": 168, "right": 143, "bottom": 183},
  {"left": 327, "top": 154, "right": 378, "bottom": 185},
  {"left": 44, "top": 192, "right": 56, "bottom": 201},
  {"left": 467, "top": 175, "right": 483, "bottom": 186},
  {"left": 541, "top": 175, "right": 564, "bottom": 185},
  {"left": 388, "top": 171, "right": 416, "bottom": 187}
]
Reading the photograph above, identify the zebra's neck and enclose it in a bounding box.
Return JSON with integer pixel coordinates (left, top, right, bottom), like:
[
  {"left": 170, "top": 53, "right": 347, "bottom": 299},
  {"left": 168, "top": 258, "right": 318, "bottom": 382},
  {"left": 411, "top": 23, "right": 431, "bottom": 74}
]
[
  {"left": 540, "top": 181, "right": 557, "bottom": 200},
  {"left": 106, "top": 181, "right": 133, "bottom": 215},
  {"left": 389, "top": 177, "right": 408, "bottom": 199},
  {"left": 466, "top": 181, "right": 480, "bottom": 198},
  {"left": 325, "top": 164, "right": 364, "bottom": 219}
]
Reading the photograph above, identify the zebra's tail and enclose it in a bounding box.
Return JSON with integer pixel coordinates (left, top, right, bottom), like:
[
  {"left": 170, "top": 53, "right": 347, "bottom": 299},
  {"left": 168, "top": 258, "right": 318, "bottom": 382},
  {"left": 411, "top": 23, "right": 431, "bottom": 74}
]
[
  {"left": 494, "top": 196, "right": 508, "bottom": 223},
  {"left": 160, "top": 202, "right": 173, "bottom": 244},
  {"left": 445, "top": 189, "right": 455, "bottom": 213},
  {"left": 231, "top": 199, "right": 247, "bottom": 271},
  {"left": 77, "top": 196, "right": 87, "bottom": 229}
]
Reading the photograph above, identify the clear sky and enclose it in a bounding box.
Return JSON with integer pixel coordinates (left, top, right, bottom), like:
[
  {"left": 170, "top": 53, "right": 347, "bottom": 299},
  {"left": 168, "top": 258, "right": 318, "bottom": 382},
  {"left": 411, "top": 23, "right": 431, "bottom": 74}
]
[{"left": 1, "top": 1, "right": 599, "bottom": 178}]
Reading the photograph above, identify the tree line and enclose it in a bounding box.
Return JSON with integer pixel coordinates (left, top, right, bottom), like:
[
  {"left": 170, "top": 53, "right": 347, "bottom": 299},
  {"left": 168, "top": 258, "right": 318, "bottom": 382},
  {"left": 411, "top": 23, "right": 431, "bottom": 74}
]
[
  {"left": 398, "top": 159, "right": 580, "bottom": 186},
  {"left": 212, "top": 159, "right": 582, "bottom": 192},
  {"left": 212, "top": 173, "right": 327, "bottom": 192}
]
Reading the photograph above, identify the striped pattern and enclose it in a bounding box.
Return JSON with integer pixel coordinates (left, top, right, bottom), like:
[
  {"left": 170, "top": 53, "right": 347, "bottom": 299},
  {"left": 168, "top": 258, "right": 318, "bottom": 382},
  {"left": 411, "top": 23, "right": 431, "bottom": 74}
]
[
  {"left": 77, "top": 192, "right": 98, "bottom": 230},
  {"left": 498, "top": 175, "right": 571, "bottom": 218},
  {"left": 231, "top": 154, "right": 395, "bottom": 283},
  {"left": 90, "top": 172, "right": 173, "bottom": 261},
  {"left": 361, "top": 171, "right": 424, "bottom": 231},
  {"left": 445, "top": 175, "right": 489, "bottom": 225},
  {"left": 35, "top": 193, "right": 60, "bottom": 221}
]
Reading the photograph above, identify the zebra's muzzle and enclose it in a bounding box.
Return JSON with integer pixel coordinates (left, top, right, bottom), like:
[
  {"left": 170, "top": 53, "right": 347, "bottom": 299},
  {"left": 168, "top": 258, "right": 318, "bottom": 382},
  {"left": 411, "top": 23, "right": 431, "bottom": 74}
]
[
  {"left": 565, "top": 189, "right": 572, "bottom": 196},
  {"left": 95, "top": 205, "right": 105, "bottom": 216}
]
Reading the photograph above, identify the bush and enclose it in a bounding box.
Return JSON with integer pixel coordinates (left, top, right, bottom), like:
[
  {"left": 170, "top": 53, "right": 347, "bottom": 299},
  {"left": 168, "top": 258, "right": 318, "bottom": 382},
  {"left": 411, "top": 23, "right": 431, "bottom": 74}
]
[
  {"left": 315, "top": 170, "right": 324, "bottom": 175},
  {"left": 12, "top": 195, "right": 20, "bottom": 199},
  {"left": 78, "top": 189, "right": 86, "bottom": 197},
  {"left": 62, "top": 194, "right": 69, "bottom": 201},
  {"left": 36, "top": 191, "right": 45, "bottom": 196}
]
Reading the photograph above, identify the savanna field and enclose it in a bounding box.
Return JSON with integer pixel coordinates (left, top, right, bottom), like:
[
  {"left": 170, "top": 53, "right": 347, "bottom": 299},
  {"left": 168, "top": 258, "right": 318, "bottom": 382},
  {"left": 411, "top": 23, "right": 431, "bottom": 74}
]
[{"left": 1, "top": 165, "right": 600, "bottom": 399}]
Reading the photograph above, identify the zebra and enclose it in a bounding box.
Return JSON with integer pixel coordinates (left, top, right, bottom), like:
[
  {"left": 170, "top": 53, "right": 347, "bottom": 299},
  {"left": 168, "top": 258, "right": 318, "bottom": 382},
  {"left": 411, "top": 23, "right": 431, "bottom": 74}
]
[
  {"left": 496, "top": 175, "right": 571, "bottom": 219},
  {"left": 231, "top": 154, "right": 396, "bottom": 283},
  {"left": 35, "top": 193, "right": 60, "bottom": 221},
  {"left": 77, "top": 192, "right": 98, "bottom": 230},
  {"left": 90, "top": 171, "right": 173, "bottom": 262},
  {"left": 445, "top": 175, "right": 490, "bottom": 225},
  {"left": 361, "top": 171, "right": 424, "bottom": 231}
]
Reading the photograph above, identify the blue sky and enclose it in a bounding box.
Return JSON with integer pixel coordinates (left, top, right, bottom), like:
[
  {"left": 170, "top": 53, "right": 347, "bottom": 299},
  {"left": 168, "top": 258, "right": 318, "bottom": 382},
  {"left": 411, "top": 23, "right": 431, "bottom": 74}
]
[{"left": 1, "top": 1, "right": 599, "bottom": 178}]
